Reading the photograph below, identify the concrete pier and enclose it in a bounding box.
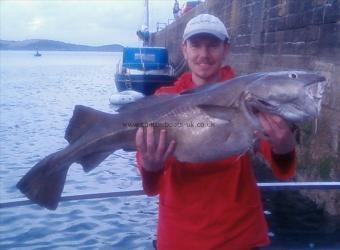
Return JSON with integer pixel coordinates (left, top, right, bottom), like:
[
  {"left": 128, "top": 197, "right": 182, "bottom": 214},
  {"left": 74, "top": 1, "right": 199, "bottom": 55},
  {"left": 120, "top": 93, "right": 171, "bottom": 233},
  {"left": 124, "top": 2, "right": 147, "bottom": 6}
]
[{"left": 150, "top": 0, "right": 340, "bottom": 215}]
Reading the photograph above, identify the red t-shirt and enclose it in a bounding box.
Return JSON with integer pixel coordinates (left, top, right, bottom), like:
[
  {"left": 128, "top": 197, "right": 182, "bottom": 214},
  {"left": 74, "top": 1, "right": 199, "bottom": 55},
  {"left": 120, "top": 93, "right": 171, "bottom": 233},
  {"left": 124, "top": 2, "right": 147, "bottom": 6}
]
[{"left": 136, "top": 66, "right": 296, "bottom": 250}]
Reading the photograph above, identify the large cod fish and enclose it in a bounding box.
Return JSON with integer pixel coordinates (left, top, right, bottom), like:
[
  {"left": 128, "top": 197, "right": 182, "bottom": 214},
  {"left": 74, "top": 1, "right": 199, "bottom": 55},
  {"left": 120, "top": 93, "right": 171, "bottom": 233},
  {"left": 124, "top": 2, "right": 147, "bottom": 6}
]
[{"left": 17, "top": 71, "right": 326, "bottom": 210}]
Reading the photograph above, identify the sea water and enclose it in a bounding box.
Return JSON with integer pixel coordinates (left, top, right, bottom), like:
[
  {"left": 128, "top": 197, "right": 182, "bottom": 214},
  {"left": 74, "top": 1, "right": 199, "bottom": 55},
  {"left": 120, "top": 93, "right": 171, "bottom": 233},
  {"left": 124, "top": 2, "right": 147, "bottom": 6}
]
[
  {"left": 0, "top": 51, "right": 157, "bottom": 249},
  {"left": 0, "top": 51, "right": 339, "bottom": 249}
]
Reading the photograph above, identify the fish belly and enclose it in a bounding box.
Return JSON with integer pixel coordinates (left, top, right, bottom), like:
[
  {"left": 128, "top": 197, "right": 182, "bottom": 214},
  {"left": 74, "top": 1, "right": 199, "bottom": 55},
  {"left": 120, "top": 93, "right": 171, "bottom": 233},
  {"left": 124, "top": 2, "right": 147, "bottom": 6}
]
[{"left": 162, "top": 108, "right": 252, "bottom": 163}]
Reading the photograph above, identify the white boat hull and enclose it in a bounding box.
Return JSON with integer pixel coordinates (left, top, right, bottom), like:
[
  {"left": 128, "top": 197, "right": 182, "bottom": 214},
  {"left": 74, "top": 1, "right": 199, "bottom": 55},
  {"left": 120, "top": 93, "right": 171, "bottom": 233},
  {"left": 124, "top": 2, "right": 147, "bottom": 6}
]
[{"left": 109, "top": 90, "right": 145, "bottom": 105}]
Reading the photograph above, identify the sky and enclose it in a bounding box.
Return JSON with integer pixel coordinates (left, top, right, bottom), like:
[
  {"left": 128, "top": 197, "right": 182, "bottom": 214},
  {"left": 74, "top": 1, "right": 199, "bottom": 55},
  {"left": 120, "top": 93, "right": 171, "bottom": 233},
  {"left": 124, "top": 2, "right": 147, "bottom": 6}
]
[{"left": 0, "top": 0, "right": 176, "bottom": 47}]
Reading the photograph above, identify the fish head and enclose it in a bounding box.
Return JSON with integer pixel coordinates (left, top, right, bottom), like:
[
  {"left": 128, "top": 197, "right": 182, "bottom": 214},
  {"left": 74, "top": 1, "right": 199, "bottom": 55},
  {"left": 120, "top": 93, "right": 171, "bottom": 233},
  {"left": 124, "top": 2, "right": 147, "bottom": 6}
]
[{"left": 245, "top": 71, "right": 326, "bottom": 123}]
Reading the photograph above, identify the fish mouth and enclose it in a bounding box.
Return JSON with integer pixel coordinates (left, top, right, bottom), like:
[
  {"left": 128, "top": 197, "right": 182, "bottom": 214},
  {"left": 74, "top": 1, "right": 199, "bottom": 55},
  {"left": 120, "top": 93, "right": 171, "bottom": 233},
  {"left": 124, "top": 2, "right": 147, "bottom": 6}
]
[
  {"left": 307, "top": 75, "right": 326, "bottom": 85},
  {"left": 305, "top": 77, "right": 327, "bottom": 115},
  {"left": 306, "top": 82, "right": 324, "bottom": 100}
]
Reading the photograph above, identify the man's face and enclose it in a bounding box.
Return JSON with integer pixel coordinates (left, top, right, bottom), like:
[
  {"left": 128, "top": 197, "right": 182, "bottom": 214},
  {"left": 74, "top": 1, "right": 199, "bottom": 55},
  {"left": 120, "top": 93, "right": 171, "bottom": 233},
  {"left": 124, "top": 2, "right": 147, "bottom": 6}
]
[{"left": 182, "top": 34, "right": 229, "bottom": 85}]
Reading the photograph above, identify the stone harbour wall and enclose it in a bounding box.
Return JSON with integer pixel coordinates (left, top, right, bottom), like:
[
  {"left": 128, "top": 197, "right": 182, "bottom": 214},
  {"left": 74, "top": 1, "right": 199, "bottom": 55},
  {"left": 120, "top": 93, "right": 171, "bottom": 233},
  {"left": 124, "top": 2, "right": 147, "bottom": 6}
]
[{"left": 150, "top": 0, "right": 340, "bottom": 215}]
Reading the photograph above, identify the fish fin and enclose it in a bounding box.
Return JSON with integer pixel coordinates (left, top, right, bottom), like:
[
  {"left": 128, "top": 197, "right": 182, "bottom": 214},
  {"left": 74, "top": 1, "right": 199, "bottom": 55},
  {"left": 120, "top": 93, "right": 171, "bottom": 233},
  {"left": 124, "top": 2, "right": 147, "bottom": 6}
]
[
  {"left": 16, "top": 152, "right": 69, "bottom": 210},
  {"left": 77, "top": 129, "right": 137, "bottom": 171},
  {"left": 78, "top": 151, "right": 113, "bottom": 172},
  {"left": 65, "top": 105, "right": 116, "bottom": 144},
  {"left": 197, "top": 104, "right": 237, "bottom": 121},
  {"left": 117, "top": 94, "right": 175, "bottom": 113}
]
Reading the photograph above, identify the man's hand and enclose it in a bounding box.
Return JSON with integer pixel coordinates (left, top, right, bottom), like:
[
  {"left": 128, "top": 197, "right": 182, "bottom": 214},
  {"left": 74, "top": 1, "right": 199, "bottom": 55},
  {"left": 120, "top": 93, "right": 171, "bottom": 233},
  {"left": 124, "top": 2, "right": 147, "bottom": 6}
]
[
  {"left": 256, "top": 113, "right": 295, "bottom": 155},
  {"left": 135, "top": 127, "right": 176, "bottom": 172}
]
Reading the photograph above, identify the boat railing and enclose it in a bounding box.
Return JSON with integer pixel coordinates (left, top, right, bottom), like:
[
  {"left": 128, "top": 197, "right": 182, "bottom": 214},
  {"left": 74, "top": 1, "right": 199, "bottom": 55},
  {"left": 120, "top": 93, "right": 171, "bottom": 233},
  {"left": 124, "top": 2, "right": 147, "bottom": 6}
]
[{"left": 1, "top": 182, "right": 339, "bottom": 209}]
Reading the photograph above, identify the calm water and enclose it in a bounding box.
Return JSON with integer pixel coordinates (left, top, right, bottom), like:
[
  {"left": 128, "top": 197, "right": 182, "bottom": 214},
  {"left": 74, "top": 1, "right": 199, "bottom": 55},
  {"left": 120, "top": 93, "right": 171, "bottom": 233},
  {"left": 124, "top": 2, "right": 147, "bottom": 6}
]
[
  {"left": 0, "top": 51, "right": 157, "bottom": 249},
  {"left": 0, "top": 51, "right": 339, "bottom": 249}
]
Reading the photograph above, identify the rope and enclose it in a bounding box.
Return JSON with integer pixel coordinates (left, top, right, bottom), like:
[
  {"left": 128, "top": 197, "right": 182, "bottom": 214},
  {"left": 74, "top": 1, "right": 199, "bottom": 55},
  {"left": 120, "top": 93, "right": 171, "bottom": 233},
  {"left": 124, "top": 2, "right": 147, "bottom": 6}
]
[{"left": 139, "top": 47, "right": 146, "bottom": 71}]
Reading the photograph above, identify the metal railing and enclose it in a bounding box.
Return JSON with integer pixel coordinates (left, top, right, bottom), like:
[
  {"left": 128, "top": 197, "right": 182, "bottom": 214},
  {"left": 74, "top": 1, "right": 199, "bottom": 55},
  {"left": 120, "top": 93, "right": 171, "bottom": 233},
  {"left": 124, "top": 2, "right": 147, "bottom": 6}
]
[{"left": 1, "top": 182, "right": 339, "bottom": 209}]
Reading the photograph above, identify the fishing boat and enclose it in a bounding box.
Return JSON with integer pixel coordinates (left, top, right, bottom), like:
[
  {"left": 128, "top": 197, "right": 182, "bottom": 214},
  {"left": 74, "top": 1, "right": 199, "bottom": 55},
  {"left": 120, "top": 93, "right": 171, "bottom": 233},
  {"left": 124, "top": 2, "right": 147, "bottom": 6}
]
[
  {"left": 110, "top": 0, "right": 175, "bottom": 105},
  {"left": 34, "top": 51, "right": 42, "bottom": 57},
  {"left": 114, "top": 47, "right": 175, "bottom": 95}
]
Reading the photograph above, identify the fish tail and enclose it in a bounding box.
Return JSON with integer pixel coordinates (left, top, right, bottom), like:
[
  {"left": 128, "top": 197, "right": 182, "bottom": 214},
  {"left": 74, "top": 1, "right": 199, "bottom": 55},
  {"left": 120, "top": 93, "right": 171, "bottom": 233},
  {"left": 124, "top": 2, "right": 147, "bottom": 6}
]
[
  {"left": 16, "top": 152, "right": 69, "bottom": 210},
  {"left": 64, "top": 105, "right": 136, "bottom": 173}
]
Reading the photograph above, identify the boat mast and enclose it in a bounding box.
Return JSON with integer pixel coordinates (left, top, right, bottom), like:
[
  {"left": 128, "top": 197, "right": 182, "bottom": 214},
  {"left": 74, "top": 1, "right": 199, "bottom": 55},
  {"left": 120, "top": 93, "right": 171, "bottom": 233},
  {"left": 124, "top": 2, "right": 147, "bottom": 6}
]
[
  {"left": 145, "top": 0, "right": 149, "bottom": 30},
  {"left": 136, "top": 0, "right": 150, "bottom": 45}
]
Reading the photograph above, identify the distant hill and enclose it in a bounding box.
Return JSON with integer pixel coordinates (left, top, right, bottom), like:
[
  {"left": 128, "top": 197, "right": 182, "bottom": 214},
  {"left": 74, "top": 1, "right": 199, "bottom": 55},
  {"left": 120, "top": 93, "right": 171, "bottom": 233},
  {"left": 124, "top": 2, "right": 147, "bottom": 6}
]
[{"left": 0, "top": 39, "right": 124, "bottom": 52}]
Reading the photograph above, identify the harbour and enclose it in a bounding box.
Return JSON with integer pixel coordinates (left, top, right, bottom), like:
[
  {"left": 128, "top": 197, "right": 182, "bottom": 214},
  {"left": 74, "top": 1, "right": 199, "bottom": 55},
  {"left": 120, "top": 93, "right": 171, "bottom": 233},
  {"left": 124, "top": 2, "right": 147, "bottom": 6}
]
[
  {"left": 1, "top": 50, "right": 340, "bottom": 249},
  {"left": 1, "top": 0, "right": 340, "bottom": 248}
]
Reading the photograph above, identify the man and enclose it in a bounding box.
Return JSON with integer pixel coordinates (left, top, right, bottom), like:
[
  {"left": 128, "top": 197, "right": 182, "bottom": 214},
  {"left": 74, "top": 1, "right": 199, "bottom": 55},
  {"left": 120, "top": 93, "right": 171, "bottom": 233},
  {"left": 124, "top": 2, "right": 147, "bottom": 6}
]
[{"left": 135, "top": 14, "right": 296, "bottom": 250}]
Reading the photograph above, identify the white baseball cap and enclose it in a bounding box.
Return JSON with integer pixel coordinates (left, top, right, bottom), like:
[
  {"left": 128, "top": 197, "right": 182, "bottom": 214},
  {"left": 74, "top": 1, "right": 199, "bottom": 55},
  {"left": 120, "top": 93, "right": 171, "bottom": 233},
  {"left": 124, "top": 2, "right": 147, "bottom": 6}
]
[{"left": 183, "top": 14, "right": 230, "bottom": 42}]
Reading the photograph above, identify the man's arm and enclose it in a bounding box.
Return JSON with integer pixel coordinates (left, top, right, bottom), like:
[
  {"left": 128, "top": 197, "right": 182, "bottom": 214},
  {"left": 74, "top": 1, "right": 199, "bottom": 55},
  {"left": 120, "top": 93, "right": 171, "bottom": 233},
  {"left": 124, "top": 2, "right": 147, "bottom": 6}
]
[
  {"left": 136, "top": 151, "right": 164, "bottom": 196},
  {"left": 258, "top": 140, "right": 296, "bottom": 180},
  {"left": 135, "top": 127, "right": 176, "bottom": 196},
  {"left": 257, "top": 113, "right": 297, "bottom": 180}
]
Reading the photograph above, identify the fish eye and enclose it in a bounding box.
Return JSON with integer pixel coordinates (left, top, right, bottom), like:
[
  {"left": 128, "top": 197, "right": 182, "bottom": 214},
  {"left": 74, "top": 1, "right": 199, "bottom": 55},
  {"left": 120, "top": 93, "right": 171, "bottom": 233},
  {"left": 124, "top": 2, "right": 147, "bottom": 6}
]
[{"left": 288, "top": 73, "right": 298, "bottom": 79}]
